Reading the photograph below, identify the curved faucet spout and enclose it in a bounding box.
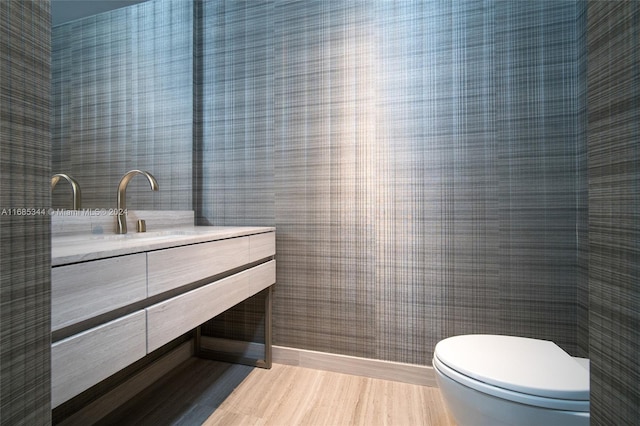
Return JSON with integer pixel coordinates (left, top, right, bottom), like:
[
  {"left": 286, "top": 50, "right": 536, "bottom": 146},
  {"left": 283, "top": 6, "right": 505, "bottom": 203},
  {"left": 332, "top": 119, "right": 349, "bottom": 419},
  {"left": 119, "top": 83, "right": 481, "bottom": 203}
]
[
  {"left": 116, "top": 170, "right": 159, "bottom": 234},
  {"left": 51, "top": 173, "right": 82, "bottom": 210}
]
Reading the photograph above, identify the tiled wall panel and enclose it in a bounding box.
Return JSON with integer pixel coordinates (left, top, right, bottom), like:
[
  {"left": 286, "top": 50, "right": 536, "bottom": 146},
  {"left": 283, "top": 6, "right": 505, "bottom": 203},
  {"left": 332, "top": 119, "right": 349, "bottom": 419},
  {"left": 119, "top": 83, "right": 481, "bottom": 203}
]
[
  {"left": 0, "top": 0, "right": 51, "bottom": 423},
  {"left": 199, "top": 0, "right": 585, "bottom": 364},
  {"left": 494, "top": 1, "right": 585, "bottom": 350},
  {"left": 196, "top": 0, "right": 275, "bottom": 226},
  {"left": 587, "top": 2, "right": 640, "bottom": 423},
  {"left": 51, "top": 0, "right": 193, "bottom": 210}
]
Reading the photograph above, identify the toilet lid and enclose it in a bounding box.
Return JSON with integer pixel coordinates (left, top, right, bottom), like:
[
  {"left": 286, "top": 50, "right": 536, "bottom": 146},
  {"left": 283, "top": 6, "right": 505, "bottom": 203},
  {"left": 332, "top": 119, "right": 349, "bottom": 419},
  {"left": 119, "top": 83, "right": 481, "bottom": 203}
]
[{"left": 434, "top": 334, "right": 589, "bottom": 400}]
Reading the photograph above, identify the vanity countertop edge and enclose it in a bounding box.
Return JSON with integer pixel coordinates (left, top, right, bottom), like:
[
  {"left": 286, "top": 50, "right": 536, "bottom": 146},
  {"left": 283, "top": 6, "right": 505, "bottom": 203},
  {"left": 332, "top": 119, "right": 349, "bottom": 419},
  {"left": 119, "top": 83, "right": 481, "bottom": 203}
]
[{"left": 52, "top": 226, "right": 276, "bottom": 266}]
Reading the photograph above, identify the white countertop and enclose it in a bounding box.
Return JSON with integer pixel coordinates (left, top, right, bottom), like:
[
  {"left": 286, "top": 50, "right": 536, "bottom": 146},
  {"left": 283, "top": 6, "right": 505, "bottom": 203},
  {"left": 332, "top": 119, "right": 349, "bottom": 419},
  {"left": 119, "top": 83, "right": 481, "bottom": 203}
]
[{"left": 52, "top": 226, "right": 275, "bottom": 266}]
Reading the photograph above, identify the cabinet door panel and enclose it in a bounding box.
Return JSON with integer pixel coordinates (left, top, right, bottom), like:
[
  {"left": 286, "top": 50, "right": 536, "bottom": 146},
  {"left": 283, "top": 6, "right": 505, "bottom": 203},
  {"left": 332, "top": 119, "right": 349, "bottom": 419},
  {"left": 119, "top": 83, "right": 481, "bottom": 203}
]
[
  {"left": 51, "top": 311, "right": 146, "bottom": 407},
  {"left": 52, "top": 253, "right": 147, "bottom": 331},
  {"left": 147, "top": 237, "right": 250, "bottom": 296},
  {"left": 147, "top": 260, "right": 275, "bottom": 352}
]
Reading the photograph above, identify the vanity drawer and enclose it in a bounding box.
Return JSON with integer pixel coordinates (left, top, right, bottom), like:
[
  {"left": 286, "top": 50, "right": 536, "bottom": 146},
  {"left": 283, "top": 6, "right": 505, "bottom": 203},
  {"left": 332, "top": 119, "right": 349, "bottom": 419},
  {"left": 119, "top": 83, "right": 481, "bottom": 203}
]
[
  {"left": 249, "top": 231, "right": 275, "bottom": 262},
  {"left": 146, "top": 260, "right": 276, "bottom": 352},
  {"left": 147, "top": 236, "right": 251, "bottom": 296},
  {"left": 51, "top": 310, "right": 146, "bottom": 408},
  {"left": 51, "top": 253, "right": 147, "bottom": 331}
]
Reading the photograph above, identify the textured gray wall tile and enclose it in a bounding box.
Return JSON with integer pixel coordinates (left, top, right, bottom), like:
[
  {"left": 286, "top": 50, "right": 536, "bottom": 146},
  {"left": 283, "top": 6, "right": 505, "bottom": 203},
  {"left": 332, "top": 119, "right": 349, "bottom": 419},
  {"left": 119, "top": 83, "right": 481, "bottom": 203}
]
[
  {"left": 0, "top": 0, "right": 52, "bottom": 423},
  {"left": 197, "top": 0, "right": 276, "bottom": 227},
  {"left": 199, "top": 0, "right": 586, "bottom": 364},
  {"left": 587, "top": 1, "right": 640, "bottom": 424}
]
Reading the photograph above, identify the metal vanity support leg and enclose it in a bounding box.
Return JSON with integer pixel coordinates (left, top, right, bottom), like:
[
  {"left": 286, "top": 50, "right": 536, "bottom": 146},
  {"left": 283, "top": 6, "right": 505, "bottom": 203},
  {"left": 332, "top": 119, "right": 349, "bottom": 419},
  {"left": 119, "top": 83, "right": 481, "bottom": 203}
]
[
  {"left": 195, "top": 285, "right": 273, "bottom": 369},
  {"left": 257, "top": 285, "right": 272, "bottom": 369}
]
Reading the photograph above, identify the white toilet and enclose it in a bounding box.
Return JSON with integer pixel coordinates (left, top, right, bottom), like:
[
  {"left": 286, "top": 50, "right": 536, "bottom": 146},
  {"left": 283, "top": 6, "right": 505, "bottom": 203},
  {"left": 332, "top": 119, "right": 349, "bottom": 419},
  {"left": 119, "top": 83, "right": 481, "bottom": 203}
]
[{"left": 433, "top": 334, "right": 589, "bottom": 426}]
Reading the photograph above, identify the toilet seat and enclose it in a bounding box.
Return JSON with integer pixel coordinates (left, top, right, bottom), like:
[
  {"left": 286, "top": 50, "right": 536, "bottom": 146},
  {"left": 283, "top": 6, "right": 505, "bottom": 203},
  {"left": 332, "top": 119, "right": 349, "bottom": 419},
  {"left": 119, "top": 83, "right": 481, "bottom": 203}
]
[{"left": 433, "top": 334, "right": 589, "bottom": 412}]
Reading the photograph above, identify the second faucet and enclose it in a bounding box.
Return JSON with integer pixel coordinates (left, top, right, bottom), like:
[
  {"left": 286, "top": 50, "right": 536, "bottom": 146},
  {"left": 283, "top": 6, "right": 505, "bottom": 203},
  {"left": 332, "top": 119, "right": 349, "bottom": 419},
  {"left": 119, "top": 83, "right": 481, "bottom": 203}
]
[{"left": 116, "top": 170, "right": 159, "bottom": 234}]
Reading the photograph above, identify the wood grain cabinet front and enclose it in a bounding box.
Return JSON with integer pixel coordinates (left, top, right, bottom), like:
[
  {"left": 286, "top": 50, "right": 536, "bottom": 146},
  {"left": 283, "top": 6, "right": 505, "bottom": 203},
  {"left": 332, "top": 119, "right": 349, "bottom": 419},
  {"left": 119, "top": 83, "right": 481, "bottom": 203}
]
[
  {"left": 147, "top": 237, "right": 250, "bottom": 296},
  {"left": 249, "top": 232, "right": 276, "bottom": 262},
  {"left": 147, "top": 232, "right": 275, "bottom": 297},
  {"left": 146, "top": 260, "right": 276, "bottom": 352},
  {"left": 51, "top": 253, "right": 147, "bottom": 331},
  {"left": 51, "top": 310, "right": 147, "bottom": 408}
]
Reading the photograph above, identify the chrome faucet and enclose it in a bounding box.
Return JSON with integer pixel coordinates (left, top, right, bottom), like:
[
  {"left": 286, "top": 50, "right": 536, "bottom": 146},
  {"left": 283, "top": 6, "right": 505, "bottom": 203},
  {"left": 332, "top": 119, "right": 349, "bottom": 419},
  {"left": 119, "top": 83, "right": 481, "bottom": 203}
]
[
  {"left": 116, "top": 170, "right": 159, "bottom": 234},
  {"left": 51, "top": 173, "right": 82, "bottom": 210}
]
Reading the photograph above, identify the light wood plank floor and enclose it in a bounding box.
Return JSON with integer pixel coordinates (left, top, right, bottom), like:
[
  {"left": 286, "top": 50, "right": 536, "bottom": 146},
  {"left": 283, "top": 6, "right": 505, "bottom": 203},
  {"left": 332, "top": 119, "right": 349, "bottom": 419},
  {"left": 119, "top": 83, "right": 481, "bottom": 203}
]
[
  {"left": 94, "top": 358, "right": 455, "bottom": 426},
  {"left": 205, "top": 363, "right": 454, "bottom": 426}
]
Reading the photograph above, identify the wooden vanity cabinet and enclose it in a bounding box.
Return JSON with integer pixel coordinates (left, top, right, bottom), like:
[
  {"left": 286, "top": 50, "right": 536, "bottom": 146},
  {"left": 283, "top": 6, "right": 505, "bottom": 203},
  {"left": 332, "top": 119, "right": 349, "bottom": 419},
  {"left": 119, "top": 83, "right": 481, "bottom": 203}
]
[{"left": 51, "top": 230, "right": 275, "bottom": 408}]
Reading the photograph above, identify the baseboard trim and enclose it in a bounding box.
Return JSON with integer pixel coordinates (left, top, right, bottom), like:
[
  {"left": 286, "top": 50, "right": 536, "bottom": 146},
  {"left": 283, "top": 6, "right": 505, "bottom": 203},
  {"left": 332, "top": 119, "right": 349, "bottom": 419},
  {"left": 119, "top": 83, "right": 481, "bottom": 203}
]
[
  {"left": 199, "top": 338, "right": 437, "bottom": 387},
  {"left": 272, "top": 345, "right": 437, "bottom": 387},
  {"left": 201, "top": 336, "right": 438, "bottom": 387}
]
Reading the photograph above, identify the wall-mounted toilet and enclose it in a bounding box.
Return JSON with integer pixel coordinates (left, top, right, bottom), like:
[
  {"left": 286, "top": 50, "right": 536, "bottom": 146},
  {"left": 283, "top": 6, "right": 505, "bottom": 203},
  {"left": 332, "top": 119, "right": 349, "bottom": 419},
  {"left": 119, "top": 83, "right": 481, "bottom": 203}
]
[{"left": 433, "top": 334, "right": 589, "bottom": 426}]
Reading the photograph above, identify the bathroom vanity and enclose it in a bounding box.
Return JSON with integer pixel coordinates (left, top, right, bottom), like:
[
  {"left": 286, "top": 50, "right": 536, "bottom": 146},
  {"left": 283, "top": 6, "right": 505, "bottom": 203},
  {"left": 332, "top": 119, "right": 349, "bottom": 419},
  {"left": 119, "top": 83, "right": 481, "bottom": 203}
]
[{"left": 51, "top": 212, "right": 275, "bottom": 408}]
